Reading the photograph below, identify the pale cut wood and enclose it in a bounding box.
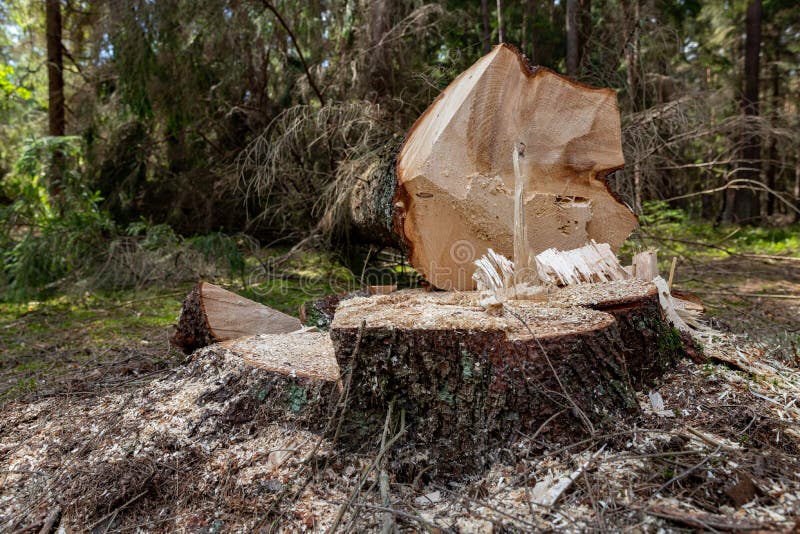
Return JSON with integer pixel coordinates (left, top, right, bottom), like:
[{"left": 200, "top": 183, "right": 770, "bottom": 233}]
[
  {"left": 394, "top": 44, "right": 638, "bottom": 291},
  {"left": 536, "top": 241, "right": 630, "bottom": 285},
  {"left": 172, "top": 282, "right": 302, "bottom": 353},
  {"left": 201, "top": 282, "right": 301, "bottom": 339},
  {"left": 221, "top": 332, "right": 339, "bottom": 383},
  {"left": 631, "top": 250, "right": 659, "bottom": 281}
]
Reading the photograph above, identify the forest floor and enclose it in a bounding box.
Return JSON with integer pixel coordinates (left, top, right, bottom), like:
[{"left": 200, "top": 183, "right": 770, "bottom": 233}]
[{"left": 1, "top": 224, "right": 799, "bottom": 532}]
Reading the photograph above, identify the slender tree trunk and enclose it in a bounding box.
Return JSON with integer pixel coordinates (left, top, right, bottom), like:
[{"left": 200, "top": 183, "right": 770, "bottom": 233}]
[
  {"left": 496, "top": 0, "right": 505, "bottom": 43},
  {"left": 622, "top": 0, "right": 641, "bottom": 209},
  {"left": 794, "top": 159, "right": 800, "bottom": 223},
  {"left": 623, "top": 0, "right": 640, "bottom": 110},
  {"left": 480, "top": 0, "right": 491, "bottom": 53},
  {"left": 732, "top": 0, "right": 762, "bottom": 222},
  {"left": 367, "top": 0, "right": 394, "bottom": 97},
  {"left": 764, "top": 38, "right": 779, "bottom": 217},
  {"left": 579, "top": 0, "right": 591, "bottom": 67},
  {"left": 527, "top": 0, "right": 536, "bottom": 61},
  {"left": 46, "top": 0, "right": 65, "bottom": 205},
  {"left": 566, "top": 0, "right": 579, "bottom": 76},
  {"left": 46, "top": 0, "right": 64, "bottom": 137}
]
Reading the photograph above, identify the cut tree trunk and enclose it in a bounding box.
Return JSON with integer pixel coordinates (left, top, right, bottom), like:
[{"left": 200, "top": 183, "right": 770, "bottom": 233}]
[
  {"left": 349, "top": 44, "right": 637, "bottom": 291},
  {"left": 330, "top": 279, "right": 683, "bottom": 477},
  {"left": 172, "top": 282, "right": 302, "bottom": 354}
]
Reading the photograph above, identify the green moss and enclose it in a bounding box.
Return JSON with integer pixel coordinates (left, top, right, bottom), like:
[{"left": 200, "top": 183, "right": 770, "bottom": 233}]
[
  {"left": 12, "top": 361, "right": 47, "bottom": 373},
  {"left": 658, "top": 327, "right": 684, "bottom": 353},
  {"left": 460, "top": 351, "right": 475, "bottom": 380},
  {"left": 287, "top": 383, "right": 308, "bottom": 412},
  {"left": 438, "top": 386, "right": 454, "bottom": 405}
]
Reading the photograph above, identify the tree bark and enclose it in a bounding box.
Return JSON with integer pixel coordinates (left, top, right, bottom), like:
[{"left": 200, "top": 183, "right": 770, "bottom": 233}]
[
  {"left": 46, "top": 0, "right": 65, "bottom": 137},
  {"left": 480, "top": 0, "right": 491, "bottom": 53},
  {"left": 330, "top": 280, "right": 684, "bottom": 477},
  {"left": 496, "top": 0, "right": 505, "bottom": 43},
  {"left": 46, "top": 0, "right": 65, "bottom": 204},
  {"left": 566, "top": 0, "right": 579, "bottom": 76},
  {"left": 731, "top": 0, "right": 762, "bottom": 222}
]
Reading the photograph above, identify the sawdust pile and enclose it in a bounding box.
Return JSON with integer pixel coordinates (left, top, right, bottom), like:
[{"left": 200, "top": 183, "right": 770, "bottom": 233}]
[{"left": 1, "top": 337, "right": 799, "bottom": 532}]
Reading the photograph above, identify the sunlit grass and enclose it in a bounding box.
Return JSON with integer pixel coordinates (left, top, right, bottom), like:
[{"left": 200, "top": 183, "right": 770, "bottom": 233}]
[{"left": 621, "top": 201, "right": 800, "bottom": 271}]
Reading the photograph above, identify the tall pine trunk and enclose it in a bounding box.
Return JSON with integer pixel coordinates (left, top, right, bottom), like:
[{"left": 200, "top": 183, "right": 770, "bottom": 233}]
[
  {"left": 46, "top": 0, "right": 64, "bottom": 137},
  {"left": 764, "top": 37, "right": 779, "bottom": 217},
  {"left": 46, "top": 0, "right": 65, "bottom": 204},
  {"left": 480, "top": 0, "right": 491, "bottom": 53},
  {"left": 566, "top": 0, "right": 579, "bottom": 76},
  {"left": 728, "top": 0, "right": 762, "bottom": 222},
  {"left": 496, "top": 0, "right": 505, "bottom": 43}
]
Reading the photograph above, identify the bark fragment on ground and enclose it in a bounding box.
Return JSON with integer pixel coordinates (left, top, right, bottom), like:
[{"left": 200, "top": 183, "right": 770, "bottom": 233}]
[{"left": 330, "top": 279, "right": 684, "bottom": 477}]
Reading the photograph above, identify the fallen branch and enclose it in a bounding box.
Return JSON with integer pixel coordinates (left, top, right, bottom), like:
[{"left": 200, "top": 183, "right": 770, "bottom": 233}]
[{"left": 646, "top": 504, "right": 787, "bottom": 531}]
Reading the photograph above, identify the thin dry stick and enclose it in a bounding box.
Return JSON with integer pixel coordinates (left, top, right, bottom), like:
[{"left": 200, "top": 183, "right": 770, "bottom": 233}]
[
  {"left": 655, "top": 445, "right": 722, "bottom": 495},
  {"left": 668, "top": 257, "right": 677, "bottom": 290},
  {"left": 328, "top": 404, "right": 407, "bottom": 533},
  {"left": 258, "top": 0, "right": 325, "bottom": 105},
  {"left": 378, "top": 402, "right": 395, "bottom": 534},
  {"left": 87, "top": 489, "right": 149, "bottom": 530},
  {"left": 332, "top": 502, "right": 454, "bottom": 533},
  {"left": 332, "top": 320, "right": 366, "bottom": 446}
]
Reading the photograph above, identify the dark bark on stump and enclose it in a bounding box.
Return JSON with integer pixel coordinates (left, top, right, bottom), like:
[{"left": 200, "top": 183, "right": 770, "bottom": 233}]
[
  {"left": 172, "top": 282, "right": 214, "bottom": 354},
  {"left": 330, "top": 281, "right": 683, "bottom": 477}
]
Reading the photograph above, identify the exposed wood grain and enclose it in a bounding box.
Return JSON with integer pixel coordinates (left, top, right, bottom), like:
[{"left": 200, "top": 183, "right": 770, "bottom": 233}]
[
  {"left": 172, "top": 282, "right": 302, "bottom": 353},
  {"left": 394, "top": 44, "right": 637, "bottom": 290}
]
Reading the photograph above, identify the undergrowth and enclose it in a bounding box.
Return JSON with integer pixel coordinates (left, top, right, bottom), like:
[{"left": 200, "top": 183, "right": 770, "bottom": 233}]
[
  {"left": 0, "top": 137, "right": 251, "bottom": 301},
  {"left": 622, "top": 200, "right": 800, "bottom": 268}
]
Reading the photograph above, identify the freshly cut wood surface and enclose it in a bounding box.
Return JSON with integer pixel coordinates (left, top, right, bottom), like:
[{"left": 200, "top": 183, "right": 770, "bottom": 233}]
[
  {"left": 394, "top": 44, "right": 638, "bottom": 290},
  {"left": 172, "top": 282, "right": 302, "bottom": 353},
  {"left": 330, "top": 279, "right": 682, "bottom": 476},
  {"left": 221, "top": 332, "right": 339, "bottom": 382},
  {"left": 631, "top": 250, "right": 659, "bottom": 281}
]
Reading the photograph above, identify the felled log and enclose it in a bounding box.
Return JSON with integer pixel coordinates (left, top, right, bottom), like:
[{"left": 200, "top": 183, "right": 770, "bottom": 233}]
[
  {"left": 330, "top": 279, "right": 684, "bottom": 477},
  {"left": 349, "top": 44, "right": 638, "bottom": 290},
  {"left": 172, "top": 282, "right": 302, "bottom": 354}
]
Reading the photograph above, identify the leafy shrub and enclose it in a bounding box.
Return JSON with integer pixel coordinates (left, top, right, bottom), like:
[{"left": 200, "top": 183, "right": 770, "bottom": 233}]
[{"left": 1, "top": 137, "right": 251, "bottom": 300}]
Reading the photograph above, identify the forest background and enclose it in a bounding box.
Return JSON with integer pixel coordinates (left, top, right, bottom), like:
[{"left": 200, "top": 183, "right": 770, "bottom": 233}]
[{"left": 0, "top": 0, "right": 798, "bottom": 303}]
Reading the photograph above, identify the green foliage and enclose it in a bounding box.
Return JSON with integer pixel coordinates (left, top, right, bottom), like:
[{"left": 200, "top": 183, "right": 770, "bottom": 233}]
[
  {"left": 639, "top": 200, "right": 689, "bottom": 227},
  {"left": 626, "top": 200, "right": 800, "bottom": 263},
  {"left": 1, "top": 137, "right": 114, "bottom": 299},
  {"left": 0, "top": 136, "right": 254, "bottom": 299}
]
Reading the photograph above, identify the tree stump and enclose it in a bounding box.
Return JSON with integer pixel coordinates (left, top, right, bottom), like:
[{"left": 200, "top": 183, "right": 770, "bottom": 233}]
[{"left": 330, "top": 279, "right": 683, "bottom": 477}]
